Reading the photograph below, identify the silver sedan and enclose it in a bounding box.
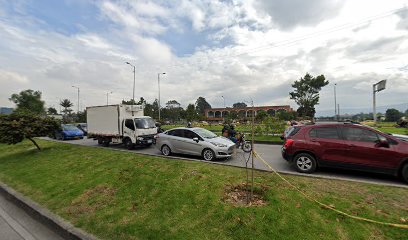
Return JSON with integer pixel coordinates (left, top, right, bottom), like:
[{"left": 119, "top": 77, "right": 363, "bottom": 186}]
[{"left": 155, "top": 127, "right": 236, "bottom": 160}]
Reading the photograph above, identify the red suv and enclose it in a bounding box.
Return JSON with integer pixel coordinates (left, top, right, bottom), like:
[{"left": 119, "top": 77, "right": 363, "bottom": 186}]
[{"left": 281, "top": 123, "right": 408, "bottom": 183}]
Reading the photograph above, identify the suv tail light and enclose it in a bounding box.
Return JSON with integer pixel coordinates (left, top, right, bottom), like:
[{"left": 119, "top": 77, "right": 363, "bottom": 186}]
[{"left": 283, "top": 139, "right": 294, "bottom": 149}]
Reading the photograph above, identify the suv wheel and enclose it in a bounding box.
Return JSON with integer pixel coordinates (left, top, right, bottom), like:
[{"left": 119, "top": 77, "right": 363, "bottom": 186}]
[
  {"left": 293, "top": 153, "right": 317, "bottom": 174},
  {"left": 401, "top": 163, "right": 408, "bottom": 184}
]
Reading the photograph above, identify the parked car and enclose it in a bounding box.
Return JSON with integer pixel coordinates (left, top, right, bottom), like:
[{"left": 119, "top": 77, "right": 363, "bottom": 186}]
[
  {"left": 76, "top": 123, "right": 87, "bottom": 136},
  {"left": 54, "top": 124, "right": 84, "bottom": 140},
  {"left": 281, "top": 123, "right": 408, "bottom": 183},
  {"left": 155, "top": 127, "right": 235, "bottom": 161}
]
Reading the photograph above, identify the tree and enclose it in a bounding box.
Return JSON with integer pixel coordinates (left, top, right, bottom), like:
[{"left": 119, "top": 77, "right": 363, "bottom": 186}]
[
  {"left": 255, "top": 110, "right": 268, "bottom": 122},
  {"left": 60, "top": 99, "right": 73, "bottom": 115},
  {"left": 195, "top": 97, "right": 211, "bottom": 116},
  {"left": 289, "top": 73, "right": 329, "bottom": 118},
  {"left": 233, "top": 102, "right": 247, "bottom": 108},
  {"left": 9, "top": 89, "right": 45, "bottom": 115},
  {"left": 0, "top": 113, "right": 60, "bottom": 150},
  {"left": 47, "top": 107, "right": 58, "bottom": 115},
  {"left": 405, "top": 109, "right": 408, "bottom": 117},
  {"left": 385, "top": 108, "right": 403, "bottom": 122},
  {"left": 164, "top": 100, "right": 183, "bottom": 123},
  {"left": 185, "top": 104, "right": 198, "bottom": 122}
]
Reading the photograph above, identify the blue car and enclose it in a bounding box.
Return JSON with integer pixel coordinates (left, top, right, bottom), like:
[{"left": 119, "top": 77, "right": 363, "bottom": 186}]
[{"left": 55, "top": 124, "right": 84, "bottom": 140}]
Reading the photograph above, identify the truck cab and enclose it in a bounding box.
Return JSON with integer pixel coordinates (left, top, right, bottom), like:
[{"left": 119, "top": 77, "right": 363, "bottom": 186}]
[{"left": 123, "top": 116, "right": 157, "bottom": 147}]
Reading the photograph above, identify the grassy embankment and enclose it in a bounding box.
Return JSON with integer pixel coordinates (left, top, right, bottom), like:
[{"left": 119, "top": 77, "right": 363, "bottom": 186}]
[{"left": 0, "top": 140, "right": 407, "bottom": 240}]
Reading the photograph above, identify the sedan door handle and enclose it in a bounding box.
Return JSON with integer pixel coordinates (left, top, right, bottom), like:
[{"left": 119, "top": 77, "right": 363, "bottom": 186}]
[{"left": 310, "top": 139, "right": 317, "bottom": 142}]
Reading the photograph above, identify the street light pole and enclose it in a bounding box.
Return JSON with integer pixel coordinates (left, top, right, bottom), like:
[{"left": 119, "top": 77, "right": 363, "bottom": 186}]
[
  {"left": 72, "top": 86, "right": 80, "bottom": 113},
  {"left": 221, "top": 95, "right": 226, "bottom": 108},
  {"left": 107, "top": 91, "right": 113, "bottom": 105},
  {"left": 334, "top": 83, "right": 337, "bottom": 121},
  {"left": 125, "top": 62, "right": 136, "bottom": 104},
  {"left": 158, "top": 72, "right": 166, "bottom": 121}
]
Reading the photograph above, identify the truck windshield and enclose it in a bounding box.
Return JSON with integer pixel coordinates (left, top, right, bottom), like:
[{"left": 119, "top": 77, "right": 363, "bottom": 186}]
[{"left": 134, "top": 118, "right": 156, "bottom": 129}]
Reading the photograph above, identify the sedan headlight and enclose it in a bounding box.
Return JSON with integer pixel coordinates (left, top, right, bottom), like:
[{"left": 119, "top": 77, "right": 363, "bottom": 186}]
[{"left": 210, "top": 142, "right": 227, "bottom": 147}]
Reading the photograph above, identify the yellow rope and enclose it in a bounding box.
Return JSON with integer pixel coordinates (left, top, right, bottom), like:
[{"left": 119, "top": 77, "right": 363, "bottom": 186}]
[{"left": 253, "top": 151, "right": 408, "bottom": 229}]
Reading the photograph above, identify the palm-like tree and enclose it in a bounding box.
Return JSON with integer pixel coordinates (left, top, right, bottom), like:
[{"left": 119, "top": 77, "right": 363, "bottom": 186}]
[{"left": 60, "top": 99, "right": 73, "bottom": 115}]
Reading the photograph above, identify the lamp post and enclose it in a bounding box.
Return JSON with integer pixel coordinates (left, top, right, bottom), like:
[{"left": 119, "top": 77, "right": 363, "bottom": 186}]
[
  {"left": 334, "top": 83, "right": 337, "bottom": 120},
  {"left": 106, "top": 91, "right": 113, "bottom": 105},
  {"left": 158, "top": 72, "right": 166, "bottom": 121},
  {"left": 125, "top": 62, "right": 136, "bottom": 104},
  {"left": 221, "top": 95, "right": 226, "bottom": 108},
  {"left": 72, "top": 86, "right": 80, "bottom": 113}
]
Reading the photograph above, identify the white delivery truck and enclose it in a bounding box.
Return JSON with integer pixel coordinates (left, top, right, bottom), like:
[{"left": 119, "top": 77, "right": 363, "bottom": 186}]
[{"left": 86, "top": 104, "right": 157, "bottom": 149}]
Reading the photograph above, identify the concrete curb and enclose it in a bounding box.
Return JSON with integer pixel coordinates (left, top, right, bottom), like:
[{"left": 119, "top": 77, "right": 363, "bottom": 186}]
[{"left": 0, "top": 182, "right": 99, "bottom": 240}]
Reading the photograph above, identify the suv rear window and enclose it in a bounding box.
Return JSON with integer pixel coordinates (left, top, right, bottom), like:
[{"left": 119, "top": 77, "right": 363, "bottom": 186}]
[{"left": 309, "top": 127, "right": 339, "bottom": 139}]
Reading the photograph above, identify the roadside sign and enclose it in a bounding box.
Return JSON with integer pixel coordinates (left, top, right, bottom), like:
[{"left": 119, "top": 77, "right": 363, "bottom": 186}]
[{"left": 375, "top": 80, "right": 386, "bottom": 92}]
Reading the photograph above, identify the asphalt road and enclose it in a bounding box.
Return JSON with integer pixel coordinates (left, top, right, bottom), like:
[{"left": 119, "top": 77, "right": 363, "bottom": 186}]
[
  {"left": 0, "top": 193, "right": 64, "bottom": 240},
  {"left": 44, "top": 137, "right": 408, "bottom": 188}
]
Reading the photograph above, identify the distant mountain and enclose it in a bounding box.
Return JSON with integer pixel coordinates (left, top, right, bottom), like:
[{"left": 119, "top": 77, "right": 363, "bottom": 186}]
[{"left": 316, "top": 103, "right": 408, "bottom": 117}]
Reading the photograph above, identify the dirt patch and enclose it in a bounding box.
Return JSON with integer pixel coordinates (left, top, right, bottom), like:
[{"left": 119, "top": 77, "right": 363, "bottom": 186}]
[
  {"left": 223, "top": 183, "right": 267, "bottom": 207},
  {"left": 66, "top": 184, "right": 117, "bottom": 216}
]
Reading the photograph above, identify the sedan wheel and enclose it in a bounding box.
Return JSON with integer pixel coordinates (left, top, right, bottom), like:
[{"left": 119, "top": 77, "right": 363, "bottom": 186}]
[
  {"left": 293, "top": 153, "right": 317, "bottom": 174},
  {"left": 161, "top": 145, "right": 171, "bottom": 156},
  {"left": 202, "top": 149, "right": 215, "bottom": 161}
]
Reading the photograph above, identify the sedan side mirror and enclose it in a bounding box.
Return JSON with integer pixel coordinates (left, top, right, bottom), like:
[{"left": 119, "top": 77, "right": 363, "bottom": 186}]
[
  {"left": 375, "top": 139, "right": 389, "bottom": 148},
  {"left": 193, "top": 137, "right": 199, "bottom": 143}
]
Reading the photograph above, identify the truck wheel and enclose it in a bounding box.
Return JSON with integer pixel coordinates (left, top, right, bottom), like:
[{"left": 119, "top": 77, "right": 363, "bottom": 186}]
[
  {"left": 102, "top": 138, "right": 110, "bottom": 147},
  {"left": 401, "top": 163, "right": 408, "bottom": 184},
  {"left": 161, "top": 145, "right": 171, "bottom": 156},
  {"left": 123, "top": 138, "right": 134, "bottom": 150},
  {"left": 293, "top": 153, "right": 317, "bottom": 174}
]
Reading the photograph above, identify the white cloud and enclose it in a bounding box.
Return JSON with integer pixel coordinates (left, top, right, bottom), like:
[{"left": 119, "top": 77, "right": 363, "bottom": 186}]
[{"left": 1, "top": 0, "right": 408, "bottom": 115}]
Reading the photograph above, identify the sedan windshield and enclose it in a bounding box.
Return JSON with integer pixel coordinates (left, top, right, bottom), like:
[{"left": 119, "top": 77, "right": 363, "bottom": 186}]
[
  {"left": 194, "top": 128, "right": 217, "bottom": 139},
  {"left": 134, "top": 118, "right": 156, "bottom": 129},
  {"left": 63, "top": 125, "right": 79, "bottom": 131}
]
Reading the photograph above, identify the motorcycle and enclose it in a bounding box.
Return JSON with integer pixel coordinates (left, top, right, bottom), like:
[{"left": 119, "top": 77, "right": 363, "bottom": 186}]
[
  {"left": 224, "top": 131, "right": 252, "bottom": 153},
  {"left": 236, "top": 132, "right": 253, "bottom": 153}
]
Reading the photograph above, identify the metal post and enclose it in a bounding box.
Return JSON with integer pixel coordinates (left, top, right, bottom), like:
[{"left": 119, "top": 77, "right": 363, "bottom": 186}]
[
  {"left": 334, "top": 83, "right": 337, "bottom": 120},
  {"left": 158, "top": 73, "right": 161, "bottom": 121},
  {"left": 106, "top": 91, "right": 112, "bottom": 105},
  {"left": 72, "top": 86, "right": 80, "bottom": 113},
  {"left": 132, "top": 66, "right": 135, "bottom": 104},
  {"left": 373, "top": 84, "right": 376, "bottom": 125},
  {"left": 222, "top": 95, "right": 226, "bottom": 108},
  {"left": 158, "top": 73, "right": 166, "bottom": 121},
  {"left": 337, "top": 104, "right": 340, "bottom": 120}
]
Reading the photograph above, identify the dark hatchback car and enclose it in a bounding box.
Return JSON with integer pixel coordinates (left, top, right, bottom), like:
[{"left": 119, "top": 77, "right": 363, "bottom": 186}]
[{"left": 281, "top": 123, "right": 408, "bottom": 183}]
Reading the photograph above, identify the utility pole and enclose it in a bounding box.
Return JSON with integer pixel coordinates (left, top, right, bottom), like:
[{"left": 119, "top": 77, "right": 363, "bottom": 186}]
[
  {"left": 334, "top": 83, "right": 337, "bottom": 120},
  {"left": 158, "top": 72, "right": 166, "bottom": 121},
  {"left": 106, "top": 91, "right": 113, "bottom": 105},
  {"left": 125, "top": 62, "right": 136, "bottom": 104}
]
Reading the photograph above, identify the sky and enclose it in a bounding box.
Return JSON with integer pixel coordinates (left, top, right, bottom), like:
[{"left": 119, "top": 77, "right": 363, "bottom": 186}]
[{"left": 0, "top": 0, "right": 408, "bottom": 116}]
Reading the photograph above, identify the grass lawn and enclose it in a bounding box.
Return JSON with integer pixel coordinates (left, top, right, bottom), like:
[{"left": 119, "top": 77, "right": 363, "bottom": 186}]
[{"left": 0, "top": 140, "right": 407, "bottom": 240}]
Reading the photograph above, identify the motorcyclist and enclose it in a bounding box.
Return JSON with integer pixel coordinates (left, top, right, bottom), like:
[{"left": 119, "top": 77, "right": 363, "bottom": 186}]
[
  {"left": 228, "top": 124, "right": 237, "bottom": 143},
  {"left": 156, "top": 122, "right": 164, "bottom": 133},
  {"left": 222, "top": 124, "right": 230, "bottom": 137}
]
